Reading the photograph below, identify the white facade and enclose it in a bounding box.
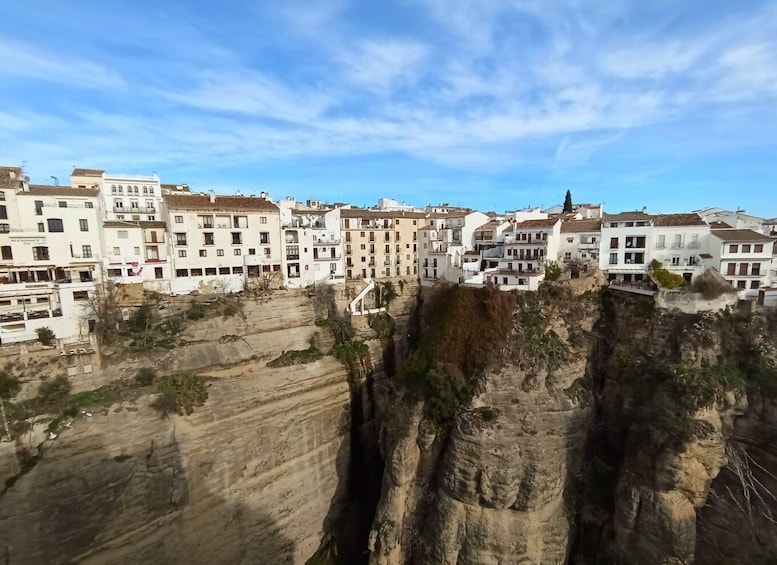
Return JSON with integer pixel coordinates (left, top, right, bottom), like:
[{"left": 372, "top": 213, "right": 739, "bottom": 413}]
[
  {"left": 558, "top": 220, "right": 601, "bottom": 266},
  {"left": 650, "top": 214, "right": 710, "bottom": 283},
  {"left": 279, "top": 199, "right": 344, "bottom": 288},
  {"left": 418, "top": 211, "right": 488, "bottom": 285},
  {"left": 163, "top": 193, "right": 282, "bottom": 294},
  {"left": 709, "top": 229, "right": 774, "bottom": 298},
  {"left": 599, "top": 212, "right": 653, "bottom": 282}
]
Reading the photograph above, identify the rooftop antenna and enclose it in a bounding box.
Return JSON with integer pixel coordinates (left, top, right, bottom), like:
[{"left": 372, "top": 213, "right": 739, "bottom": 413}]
[{"left": 50, "top": 176, "right": 59, "bottom": 186}]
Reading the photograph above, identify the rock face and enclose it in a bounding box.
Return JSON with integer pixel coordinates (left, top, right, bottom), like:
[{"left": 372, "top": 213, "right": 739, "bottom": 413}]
[
  {"left": 369, "top": 283, "right": 599, "bottom": 564},
  {"left": 0, "top": 290, "right": 354, "bottom": 565}
]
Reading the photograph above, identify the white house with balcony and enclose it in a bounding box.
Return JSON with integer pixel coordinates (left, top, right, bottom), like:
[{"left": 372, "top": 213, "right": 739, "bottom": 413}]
[
  {"left": 278, "top": 198, "right": 344, "bottom": 288},
  {"left": 650, "top": 214, "right": 710, "bottom": 284},
  {"left": 558, "top": 219, "right": 602, "bottom": 267},
  {"left": 418, "top": 211, "right": 488, "bottom": 285},
  {"left": 0, "top": 172, "right": 101, "bottom": 343},
  {"left": 709, "top": 229, "right": 774, "bottom": 298},
  {"left": 71, "top": 169, "right": 164, "bottom": 223},
  {"left": 101, "top": 221, "right": 172, "bottom": 292},
  {"left": 599, "top": 212, "right": 653, "bottom": 283},
  {"left": 483, "top": 217, "right": 561, "bottom": 291},
  {"left": 162, "top": 192, "right": 282, "bottom": 294}
]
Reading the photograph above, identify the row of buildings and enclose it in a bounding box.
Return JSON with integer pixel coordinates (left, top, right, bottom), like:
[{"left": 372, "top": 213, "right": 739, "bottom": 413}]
[{"left": 1, "top": 165, "right": 776, "bottom": 344}]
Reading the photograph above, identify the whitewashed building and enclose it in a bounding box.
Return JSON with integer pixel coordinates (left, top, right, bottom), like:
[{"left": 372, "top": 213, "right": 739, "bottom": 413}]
[
  {"left": 418, "top": 211, "right": 489, "bottom": 285},
  {"left": 162, "top": 193, "right": 282, "bottom": 294},
  {"left": 278, "top": 199, "right": 345, "bottom": 288},
  {"left": 599, "top": 212, "right": 653, "bottom": 282},
  {"left": 709, "top": 229, "right": 774, "bottom": 298},
  {"left": 558, "top": 219, "right": 602, "bottom": 267},
  {"left": 650, "top": 214, "right": 710, "bottom": 284}
]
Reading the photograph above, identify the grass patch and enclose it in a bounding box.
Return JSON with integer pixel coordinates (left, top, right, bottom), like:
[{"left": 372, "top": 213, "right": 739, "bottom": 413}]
[
  {"left": 152, "top": 373, "right": 209, "bottom": 416},
  {"left": 267, "top": 347, "right": 323, "bottom": 368}
]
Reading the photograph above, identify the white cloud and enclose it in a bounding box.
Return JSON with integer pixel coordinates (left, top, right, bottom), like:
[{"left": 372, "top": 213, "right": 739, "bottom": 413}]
[{"left": 338, "top": 39, "right": 428, "bottom": 91}]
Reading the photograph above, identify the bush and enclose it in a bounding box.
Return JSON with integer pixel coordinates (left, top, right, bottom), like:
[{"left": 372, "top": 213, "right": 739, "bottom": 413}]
[
  {"left": 35, "top": 327, "right": 55, "bottom": 347},
  {"left": 650, "top": 259, "right": 685, "bottom": 289},
  {"left": 135, "top": 367, "right": 157, "bottom": 386},
  {"left": 152, "top": 373, "right": 208, "bottom": 416},
  {"left": 267, "top": 347, "right": 322, "bottom": 368},
  {"left": 36, "top": 375, "right": 72, "bottom": 412},
  {"left": 333, "top": 339, "right": 369, "bottom": 363},
  {"left": 368, "top": 312, "right": 396, "bottom": 338},
  {"left": 186, "top": 303, "right": 207, "bottom": 320},
  {"left": 544, "top": 261, "right": 562, "bottom": 282}
]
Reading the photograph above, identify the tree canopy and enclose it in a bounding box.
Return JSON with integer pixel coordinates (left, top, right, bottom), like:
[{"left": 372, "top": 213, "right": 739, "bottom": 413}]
[{"left": 563, "top": 190, "right": 573, "bottom": 213}]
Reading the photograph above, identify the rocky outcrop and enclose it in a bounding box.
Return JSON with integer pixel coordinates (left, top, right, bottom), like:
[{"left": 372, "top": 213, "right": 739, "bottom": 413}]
[{"left": 0, "top": 287, "right": 357, "bottom": 565}]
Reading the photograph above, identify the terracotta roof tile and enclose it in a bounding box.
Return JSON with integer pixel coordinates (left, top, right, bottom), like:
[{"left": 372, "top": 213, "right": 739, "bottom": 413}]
[
  {"left": 515, "top": 218, "right": 560, "bottom": 229},
  {"left": 652, "top": 213, "right": 707, "bottom": 227},
  {"left": 71, "top": 168, "right": 104, "bottom": 177},
  {"left": 603, "top": 211, "right": 651, "bottom": 221},
  {"left": 340, "top": 208, "right": 427, "bottom": 219},
  {"left": 163, "top": 193, "right": 279, "bottom": 212},
  {"left": 711, "top": 229, "right": 772, "bottom": 242},
  {"left": 561, "top": 219, "right": 602, "bottom": 233},
  {"left": 24, "top": 184, "right": 99, "bottom": 197}
]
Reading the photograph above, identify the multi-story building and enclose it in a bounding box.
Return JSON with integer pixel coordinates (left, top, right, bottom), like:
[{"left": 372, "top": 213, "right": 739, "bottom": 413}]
[
  {"left": 473, "top": 219, "right": 511, "bottom": 254},
  {"left": 418, "top": 211, "right": 489, "bottom": 285},
  {"left": 341, "top": 208, "right": 426, "bottom": 280},
  {"left": 484, "top": 218, "right": 561, "bottom": 290},
  {"left": 709, "top": 229, "right": 774, "bottom": 298},
  {"left": 650, "top": 214, "right": 710, "bottom": 283},
  {"left": 278, "top": 199, "right": 344, "bottom": 287},
  {"left": 695, "top": 207, "right": 766, "bottom": 234},
  {"left": 558, "top": 219, "right": 601, "bottom": 267},
  {"left": 1, "top": 168, "right": 101, "bottom": 343},
  {"left": 162, "top": 192, "right": 282, "bottom": 294},
  {"left": 599, "top": 212, "right": 653, "bottom": 282}
]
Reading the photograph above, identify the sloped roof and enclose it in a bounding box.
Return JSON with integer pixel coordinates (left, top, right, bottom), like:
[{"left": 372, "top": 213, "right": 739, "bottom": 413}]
[
  {"left": 561, "top": 219, "right": 602, "bottom": 233},
  {"left": 163, "top": 193, "right": 279, "bottom": 212},
  {"left": 652, "top": 213, "right": 707, "bottom": 227},
  {"left": 708, "top": 221, "right": 733, "bottom": 229},
  {"left": 515, "top": 218, "right": 560, "bottom": 229},
  {"left": 711, "top": 229, "right": 772, "bottom": 242},
  {"left": 0, "top": 166, "right": 24, "bottom": 188},
  {"left": 340, "top": 208, "right": 427, "bottom": 219},
  {"left": 71, "top": 168, "right": 104, "bottom": 177},
  {"left": 475, "top": 220, "right": 507, "bottom": 232},
  {"left": 24, "top": 184, "right": 99, "bottom": 197},
  {"left": 603, "top": 211, "right": 651, "bottom": 221}
]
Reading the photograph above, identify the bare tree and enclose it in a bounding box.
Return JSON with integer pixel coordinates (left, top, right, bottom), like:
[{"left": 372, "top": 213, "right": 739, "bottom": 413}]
[{"left": 84, "top": 281, "right": 123, "bottom": 344}]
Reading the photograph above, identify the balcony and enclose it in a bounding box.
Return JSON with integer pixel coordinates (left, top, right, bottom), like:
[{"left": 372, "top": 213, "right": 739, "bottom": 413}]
[
  {"left": 312, "top": 237, "right": 341, "bottom": 245},
  {"left": 286, "top": 254, "right": 300, "bottom": 261},
  {"left": 114, "top": 205, "right": 156, "bottom": 213},
  {"left": 144, "top": 235, "right": 166, "bottom": 243},
  {"left": 314, "top": 253, "right": 341, "bottom": 260},
  {"left": 671, "top": 243, "right": 684, "bottom": 249}
]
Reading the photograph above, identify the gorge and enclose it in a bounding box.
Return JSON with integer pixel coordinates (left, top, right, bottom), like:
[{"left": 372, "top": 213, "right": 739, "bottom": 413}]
[{"left": 0, "top": 278, "right": 775, "bottom": 564}]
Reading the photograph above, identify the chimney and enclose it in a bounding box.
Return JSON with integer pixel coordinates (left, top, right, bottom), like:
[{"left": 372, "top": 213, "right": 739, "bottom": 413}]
[{"left": 209, "top": 190, "right": 216, "bottom": 203}]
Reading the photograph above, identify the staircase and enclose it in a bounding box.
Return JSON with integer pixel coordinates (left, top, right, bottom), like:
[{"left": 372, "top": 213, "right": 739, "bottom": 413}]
[{"left": 349, "top": 277, "right": 386, "bottom": 316}]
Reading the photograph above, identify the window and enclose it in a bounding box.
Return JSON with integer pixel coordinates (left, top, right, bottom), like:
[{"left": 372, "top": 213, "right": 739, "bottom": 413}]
[
  {"left": 205, "top": 267, "right": 217, "bottom": 276},
  {"left": 73, "top": 291, "right": 89, "bottom": 301},
  {"left": 175, "top": 233, "right": 187, "bottom": 246},
  {"left": 190, "top": 268, "right": 203, "bottom": 276},
  {"left": 130, "top": 199, "right": 139, "bottom": 209},
  {"left": 199, "top": 250, "right": 207, "bottom": 257},
  {"left": 176, "top": 269, "right": 188, "bottom": 277},
  {"left": 259, "top": 232, "right": 269, "bottom": 244},
  {"left": 219, "top": 267, "right": 230, "bottom": 275},
  {"left": 610, "top": 237, "right": 619, "bottom": 249},
  {"left": 264, "top": 248, "right": 271, "bottom": 257},
  {"left": 385, "top": 244, "right": 390, "bottom": 253},
  {"left": 752, "top": 264, "right": 761, "bottom": 276},
  {"left": 155, "top": 267, "right": 163, "bottom": 279},
  {"left": 755, "top": 244, "right": 764, "bottom": 253},
  {"left": 248, "top": 248, "right": 256, "bottom": 255},
  {"left": 730, "top": 244, "right": 738, "bottom": 253},
  {"left": 178, "top": 250, "right": 187, "bottom": 258},
  {"left": 0, "top": 191, "right": 4, "bottom": 200},
  {"left": 217, "top": 249, "right": 224, "bottom": 256},
  {"left": 198, "top": 215, "right": 214, "bottom": 228},
  {"left": 231, "top": 232, "right": 242, "bottom": 245},
  {"left": 742, "top": 244, "right": 751, "bottom": 253},
  {"left": 0, "top": 224, "right": 7, "bottom": 233},
  {"left": 204, "top": 233, "right": 214, "bottom": 245},
  {"left": 175, "top": 215, "right": 183, "bottom": 223},
  {"left": 58, "top": 201, "right": 67, "bottom": 208},
  {"left": 751, "top": 281, "right": 760, "bottom": 289},
  {"left": 85, "top": 202, "right": 94, "bottom": 208},
  {"left": 260, "top": 217, "right": 267, "bottom": 224},
  {"left": 47, "top": 218, "right": 64, "bottom": 232},
  {"left": 33, "top": 246, "right": 49, "bottom": 260},
  {"left": 107, "top": 268, "right": 122, "bottom": 277},
  {"left": 118, "top": 230, "right": 129, "bottom": 239},
  {"left": 79, "top": 219, "right": 89, "bottom": 232},
  {"left": 0, "top": 205, "right": 6, "bottom": 220},
  {"left": 82, "top": 245, "right": 92, "bottom": 258},
  {"left": 233, "top": 266, "right": 243, "bottom": 274},
  {"left": 114, "top": 200, "right": 124, "bottom": 209},
  {"left": 234, "top": 248, "right": 242, "bottom": 256},
  {"left": 609, "top": 252, "right": 617, "bottom": 265},
  {"left": 625, "top": 236, "right": 646, "bottom": 248},
  {"left": 1, "top": 246, "right": 11, "bottom": 260},
  {"left": 35, "top": 201, "right": 43, "bottom": 215},
  {"left": 737, "top": 280, "right": 746, "bottom": 289},
  {"left": 233, "top": 215, "right": 248, "bottom": 228},
  {"left": 727, "top": 263, "right": 736, "bottom": 276},
  {"left": 112, "top": 246, "right": 120, "bottom": 255}
]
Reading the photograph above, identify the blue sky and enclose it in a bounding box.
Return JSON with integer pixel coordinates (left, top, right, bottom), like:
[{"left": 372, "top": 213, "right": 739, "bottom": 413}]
[{"left": 1, "top": 0, "right": 776, "bottom": 216}]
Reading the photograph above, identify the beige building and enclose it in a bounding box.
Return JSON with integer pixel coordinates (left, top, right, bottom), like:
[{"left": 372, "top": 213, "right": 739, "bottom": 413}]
[
  {"left": 341, "top": 208, "right": 426, "bottom": 280},
  {"left": 162, "top": 193, "right": 282, "bottom": 294}
]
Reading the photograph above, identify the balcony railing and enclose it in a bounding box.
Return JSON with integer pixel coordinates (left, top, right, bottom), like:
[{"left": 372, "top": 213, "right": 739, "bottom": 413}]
[
  {"left": 286, "top": 254, "right": 300, "bottom": 261},
  {"left": 114, "top": 205, "right": 156, "bottom": 213}
]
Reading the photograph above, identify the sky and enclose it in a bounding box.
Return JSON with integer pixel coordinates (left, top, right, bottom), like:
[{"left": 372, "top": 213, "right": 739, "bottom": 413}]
[{"left": 0, "top": 0, "right": 776, "bottom": 216}]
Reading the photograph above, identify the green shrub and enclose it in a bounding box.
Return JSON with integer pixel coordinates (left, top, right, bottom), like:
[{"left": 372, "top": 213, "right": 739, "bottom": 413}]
[
  {"left": 333, "top": 339, "right": 369, "bottom": 363},
  {"left": 186, "top": 303, "right": 207, "bottom": 320},
  {"left": 650, "top": 259, "right": 685, "bottom": 289},
  {"left": 267, "top": 347, "right": 322, "bottom": 368},
  {"left": 368, "top": 312, "right": 396, "bottom": 338},
  {"left": 152, "top": 373, "right": 208, "bottom": 416},
  {"left": 36, "top": 375, "right": 72, "bottom": 412},
  {"left": 35, "top": 327, "right": 55, "bottom": 347},
  {"left": 135, "top": 367, "right": 157, "bottom": 386},
  {"left": 544, "top": 261, "right": 562, "bottom": 282}
]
